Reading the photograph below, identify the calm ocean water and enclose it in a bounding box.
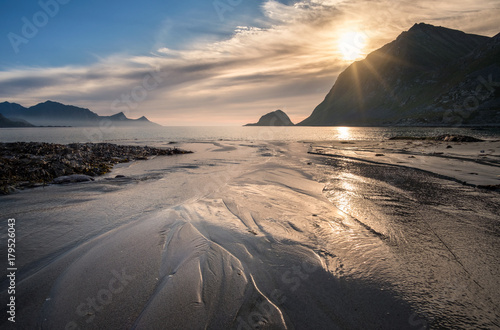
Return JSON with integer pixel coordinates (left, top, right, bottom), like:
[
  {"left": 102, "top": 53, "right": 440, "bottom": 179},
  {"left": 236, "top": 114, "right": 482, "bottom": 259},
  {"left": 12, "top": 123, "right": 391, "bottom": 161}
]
[{"left": 1, "top": 126, "right": 499, "bottom": 145}]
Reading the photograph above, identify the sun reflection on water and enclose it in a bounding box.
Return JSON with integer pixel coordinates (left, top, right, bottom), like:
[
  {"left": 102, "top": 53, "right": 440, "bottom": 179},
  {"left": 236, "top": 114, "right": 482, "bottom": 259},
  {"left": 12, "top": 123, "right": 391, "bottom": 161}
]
[
  {"left": 336, "top": 127, "right": 352, "bottom": 140},
  {"left": 337, "top": 174, "right": 355, "bottom": 215}
]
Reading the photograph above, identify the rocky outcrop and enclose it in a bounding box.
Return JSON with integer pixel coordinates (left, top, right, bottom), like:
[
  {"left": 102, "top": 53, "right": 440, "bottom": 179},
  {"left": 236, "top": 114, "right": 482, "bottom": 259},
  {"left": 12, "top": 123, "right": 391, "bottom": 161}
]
[
  {"left": 0, "top": 142, "right": 192, "bottom": 194},
  {"left": 245, "top": 110, "right": 295, "bottom": 126}
]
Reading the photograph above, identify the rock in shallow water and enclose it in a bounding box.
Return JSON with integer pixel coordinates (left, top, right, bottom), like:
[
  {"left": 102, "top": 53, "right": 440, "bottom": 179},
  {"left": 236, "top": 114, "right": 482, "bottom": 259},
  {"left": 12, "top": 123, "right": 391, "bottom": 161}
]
[{"left": 52, "top": 174, "right": 95, "bottom": 184}]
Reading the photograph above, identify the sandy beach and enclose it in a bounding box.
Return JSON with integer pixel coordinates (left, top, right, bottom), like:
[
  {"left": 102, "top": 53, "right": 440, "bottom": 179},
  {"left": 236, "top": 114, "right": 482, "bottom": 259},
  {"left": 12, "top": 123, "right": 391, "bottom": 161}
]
[{"left": 1, "top": 139, "right": 499, "bottom": 329}]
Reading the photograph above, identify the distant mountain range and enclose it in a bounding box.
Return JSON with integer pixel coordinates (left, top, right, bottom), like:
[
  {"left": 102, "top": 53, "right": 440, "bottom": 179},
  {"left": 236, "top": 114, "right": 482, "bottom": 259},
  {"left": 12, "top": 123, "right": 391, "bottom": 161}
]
[
  {"left": 245, "top": 110, "right": 295, "bottom": 126},
  {"left": 299, "top": 23, "right": 500, "bottom": 126},
  {"left": 0, "top": 101, "right": 160, "bottom": 127}
]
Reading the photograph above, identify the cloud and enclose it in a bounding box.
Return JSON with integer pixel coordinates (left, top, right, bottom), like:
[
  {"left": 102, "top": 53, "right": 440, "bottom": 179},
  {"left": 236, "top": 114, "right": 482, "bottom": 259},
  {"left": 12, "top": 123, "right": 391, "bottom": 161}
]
[{"left": 0, "top": 0, "right": 499, "bottom": 125}]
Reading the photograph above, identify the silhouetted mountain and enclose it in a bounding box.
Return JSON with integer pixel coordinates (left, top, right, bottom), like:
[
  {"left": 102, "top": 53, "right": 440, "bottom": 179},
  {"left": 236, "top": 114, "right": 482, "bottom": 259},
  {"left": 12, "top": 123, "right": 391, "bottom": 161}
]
[
  {"left": 436, "top": 32, "right": 500, "bottom": 125},
  {"left": 0, "top": 101, "right": 160, "bottom": 127},
  {"left": 136, "top": 116, "right": 150, "bottom": 122},
  {"left": 0, "top": 113, "right": 35, "bottom": 127},
  {"left": 106, "top": 112, "right": 128, "bottom": 121},
  {"left": 100, "top": 111, "right": 158, "bottom": 126},
  {"left": 299, "top": 23, "right": 499, "bottom": 126},
  {"left": 0, "top": 102, "right": 25, "bottom": 114},
  {"left": 245, "top": 110, "right": 295, "bottom": 126}
]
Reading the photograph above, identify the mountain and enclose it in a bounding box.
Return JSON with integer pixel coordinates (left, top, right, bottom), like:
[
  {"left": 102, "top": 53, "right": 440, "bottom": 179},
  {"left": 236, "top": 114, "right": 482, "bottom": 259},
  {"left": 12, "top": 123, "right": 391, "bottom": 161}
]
[
  {"left": 0, "top": 113, "right": 35, "bottom": 127},
  {"left": 436, "top": 32, "right": 500, "bottom": 125},
  {"left": 245, "top": 110, "right": 295, "bottom": 126},
  {"left": 0, "top": 101, "right": 160, "bottom": 127},
  {"left": 100, "top": 112, "right": 159, "bottom": 126},
  {"left": 299, "top": 23, "right": 499, "bottom": 126}
]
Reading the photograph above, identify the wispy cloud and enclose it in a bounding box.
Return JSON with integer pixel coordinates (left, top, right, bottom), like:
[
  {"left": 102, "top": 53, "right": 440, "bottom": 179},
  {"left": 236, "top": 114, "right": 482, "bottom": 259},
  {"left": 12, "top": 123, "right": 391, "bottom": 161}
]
[{"left": 1, "top": 0, "right": 498, "bottom": 125}]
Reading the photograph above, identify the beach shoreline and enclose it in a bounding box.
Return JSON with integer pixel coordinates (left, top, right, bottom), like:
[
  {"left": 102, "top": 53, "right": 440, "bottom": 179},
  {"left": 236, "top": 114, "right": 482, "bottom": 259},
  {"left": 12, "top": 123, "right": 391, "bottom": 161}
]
[{"left": 1, "top": 139, "right": 499, "bottom": 329}]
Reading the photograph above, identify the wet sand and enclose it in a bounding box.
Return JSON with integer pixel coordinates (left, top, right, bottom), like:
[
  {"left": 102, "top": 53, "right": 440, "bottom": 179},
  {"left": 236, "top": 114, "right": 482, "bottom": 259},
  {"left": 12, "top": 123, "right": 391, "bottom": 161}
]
[{"left": 1, "top": 140, "right": 499, "bottom": 329}]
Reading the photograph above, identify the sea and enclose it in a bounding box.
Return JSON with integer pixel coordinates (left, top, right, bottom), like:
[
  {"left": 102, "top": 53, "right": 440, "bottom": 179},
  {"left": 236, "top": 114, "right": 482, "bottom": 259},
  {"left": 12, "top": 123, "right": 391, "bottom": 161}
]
[{"left": 1, "top": 126, "right": 500, "bottom": 145}]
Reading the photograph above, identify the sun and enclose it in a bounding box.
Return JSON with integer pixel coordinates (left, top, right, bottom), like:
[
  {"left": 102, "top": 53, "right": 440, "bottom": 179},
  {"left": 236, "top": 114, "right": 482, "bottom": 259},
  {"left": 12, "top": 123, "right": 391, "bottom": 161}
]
[{"left": 338, "top": 31, "right": 367, "bottom": 61}]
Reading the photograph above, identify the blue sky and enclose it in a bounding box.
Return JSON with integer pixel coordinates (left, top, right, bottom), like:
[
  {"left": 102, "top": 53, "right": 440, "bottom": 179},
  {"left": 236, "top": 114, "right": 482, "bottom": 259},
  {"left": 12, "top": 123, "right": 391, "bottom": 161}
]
[
  {"left": 1, "top": 0, "right": 266, "bottom": 67},
  {"left": 1, "top": 0, "right": 499, "bottom": 125}
]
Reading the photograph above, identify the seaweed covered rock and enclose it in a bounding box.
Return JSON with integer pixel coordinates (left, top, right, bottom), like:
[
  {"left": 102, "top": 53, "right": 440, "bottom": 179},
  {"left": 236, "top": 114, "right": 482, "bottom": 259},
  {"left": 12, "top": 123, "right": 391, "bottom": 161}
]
[{"left": 0, "top": 142, "right": 192, "bottom": 194}]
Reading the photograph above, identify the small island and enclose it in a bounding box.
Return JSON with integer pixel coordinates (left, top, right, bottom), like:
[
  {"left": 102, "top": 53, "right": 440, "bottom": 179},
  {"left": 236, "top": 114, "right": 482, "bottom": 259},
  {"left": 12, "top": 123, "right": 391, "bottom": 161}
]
[{"left": 245, "top": 110, "right": 295, "bottom": 126}]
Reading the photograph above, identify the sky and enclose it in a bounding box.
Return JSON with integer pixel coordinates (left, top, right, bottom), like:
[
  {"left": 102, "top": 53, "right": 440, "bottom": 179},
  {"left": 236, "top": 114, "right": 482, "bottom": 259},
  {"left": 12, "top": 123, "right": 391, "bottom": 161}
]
[{"left": 1, "top": 0, "right": 499, "bottom": 126}]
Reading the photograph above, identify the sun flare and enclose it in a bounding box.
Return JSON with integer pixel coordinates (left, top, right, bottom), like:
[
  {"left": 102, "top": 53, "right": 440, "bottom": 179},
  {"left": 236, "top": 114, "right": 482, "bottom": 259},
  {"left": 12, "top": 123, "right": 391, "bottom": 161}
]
[{"left": 338, "top": 31, "right": 367, "bottom": 61}]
